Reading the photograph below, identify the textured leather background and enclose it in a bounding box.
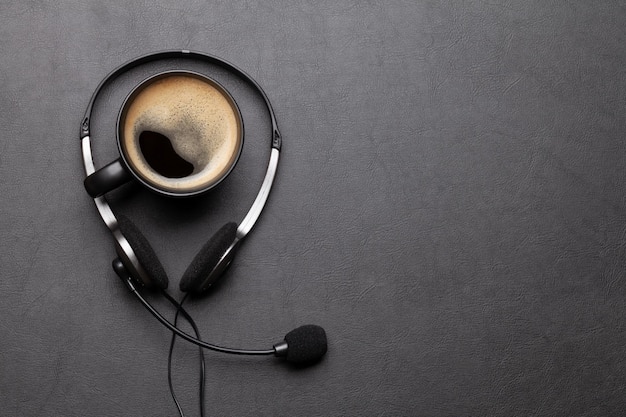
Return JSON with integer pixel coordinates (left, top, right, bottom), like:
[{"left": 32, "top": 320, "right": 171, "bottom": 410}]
[{"left": 2, "top": 1, "right": 626, "bottom": 416}]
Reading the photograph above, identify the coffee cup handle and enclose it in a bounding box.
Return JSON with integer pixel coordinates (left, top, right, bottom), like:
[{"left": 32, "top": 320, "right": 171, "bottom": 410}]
[{"left": 84, "top": 158, "right": 133, "bottom": 198}]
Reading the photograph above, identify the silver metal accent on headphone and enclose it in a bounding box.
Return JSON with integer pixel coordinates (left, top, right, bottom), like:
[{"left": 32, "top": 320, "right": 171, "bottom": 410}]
[
  {"left": 82, "top": 137, "right": 151, "bottom": 286},
  {"left": 237, "top": 148, "right": 280, "bottom": 239},
  {"left": 273, "top": 341, "right": 288, "bottom": 357},
  {"left": 82, "top": 137, "right": 119, "bottom": 230},
  {"left": 81, "top": 136, "right": 96, "bottom": 175}
]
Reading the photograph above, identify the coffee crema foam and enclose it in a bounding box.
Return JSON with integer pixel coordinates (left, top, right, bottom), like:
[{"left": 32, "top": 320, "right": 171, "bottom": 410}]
[{"left": 119, "top": 72, "right": 242, "bottom": 194}]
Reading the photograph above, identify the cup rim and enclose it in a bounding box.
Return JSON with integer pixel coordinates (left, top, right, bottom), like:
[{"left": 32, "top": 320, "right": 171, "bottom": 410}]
[{"left": 116, "top": 69, "right": 244, "bottom": 197}]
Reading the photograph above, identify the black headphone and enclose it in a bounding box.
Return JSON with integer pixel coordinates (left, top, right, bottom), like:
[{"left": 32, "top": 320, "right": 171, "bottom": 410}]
[{"left": 80, "top": 50, "right": 327, "bottom": 364}]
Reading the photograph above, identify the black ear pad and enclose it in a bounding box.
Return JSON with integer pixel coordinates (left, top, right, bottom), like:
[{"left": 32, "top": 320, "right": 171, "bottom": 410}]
[
  {"left": 180, "top": 222, "right": 238, "bottom": 293},
  {"left": 117, "top": 215, "right": 169, "bottom": 290}
]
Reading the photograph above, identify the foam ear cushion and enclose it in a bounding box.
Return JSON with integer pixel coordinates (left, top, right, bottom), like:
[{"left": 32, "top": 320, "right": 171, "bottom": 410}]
[
  {"left": 180, "top": 222, "right": 238, "bottom": 293},
  {"left": 117, "top": 215, "right": 169, "bottom": 289}
]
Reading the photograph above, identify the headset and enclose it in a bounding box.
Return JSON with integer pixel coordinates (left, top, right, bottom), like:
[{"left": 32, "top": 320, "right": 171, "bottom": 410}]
[{"left": 80, "top": 50, "right": 327, "bottom": 365}]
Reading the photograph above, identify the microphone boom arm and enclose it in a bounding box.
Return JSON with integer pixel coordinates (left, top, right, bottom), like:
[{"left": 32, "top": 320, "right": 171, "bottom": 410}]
[{"left": 119, "top": 272, "right": 276, "bottom": 356}]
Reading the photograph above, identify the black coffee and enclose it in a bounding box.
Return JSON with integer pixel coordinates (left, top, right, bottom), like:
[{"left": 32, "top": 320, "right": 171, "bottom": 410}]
[{"left": 118, "top": 72, "right": 243, "bottom": 195}]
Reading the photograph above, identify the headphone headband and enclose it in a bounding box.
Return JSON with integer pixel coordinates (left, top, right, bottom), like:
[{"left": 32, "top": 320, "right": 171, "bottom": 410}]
[
  {"left": 80, "top": 49, "right": 281, "bottom": 150},
  {"left": 81, "top": 50, "right": 281, "bottom": 287}
]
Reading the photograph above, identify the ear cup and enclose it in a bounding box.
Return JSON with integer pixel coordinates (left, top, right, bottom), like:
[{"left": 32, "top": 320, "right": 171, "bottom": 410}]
[
  {"left": 117, "top": 215, "right": 169, "bottom": 289},
  {"left": 180, "top": 222, "right": 238, "bottom": 293}
]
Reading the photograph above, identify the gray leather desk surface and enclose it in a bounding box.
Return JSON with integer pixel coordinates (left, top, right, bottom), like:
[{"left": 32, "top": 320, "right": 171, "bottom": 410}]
[{"left": 2, "top": 1, "right": 626, "bottom": 416}]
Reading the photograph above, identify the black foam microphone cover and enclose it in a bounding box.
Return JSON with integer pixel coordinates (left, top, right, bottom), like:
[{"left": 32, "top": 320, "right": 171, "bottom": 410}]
[
  {"left": 180, "top": 222, "right": 238, "bottom": 293},
  {"left": 117, "top": 215, "right": 169, "bottom": 289},
  {"left": 283, "top": 325, "right": 328, "bottom": 364}
]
